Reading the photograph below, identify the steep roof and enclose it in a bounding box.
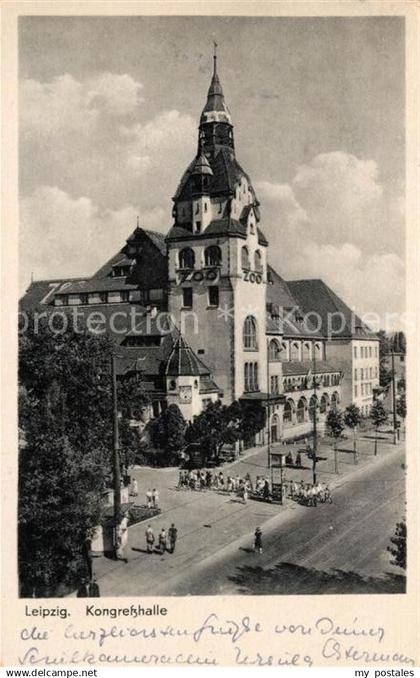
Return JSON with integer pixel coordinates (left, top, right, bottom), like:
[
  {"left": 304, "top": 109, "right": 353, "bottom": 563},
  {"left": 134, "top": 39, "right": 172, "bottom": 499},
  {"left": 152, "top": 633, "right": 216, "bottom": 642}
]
[
  {"left": 165, "top": 335, "right": 210, "bottom": 377},
  {"left": 166, "top": 217, "right": 268, "bottom": 246},
  {"left": 287, "top": 279, "right": 378, "bottom": 340},
  {"left": 267, "top": 264, "right": 297, "bottom": 309}
]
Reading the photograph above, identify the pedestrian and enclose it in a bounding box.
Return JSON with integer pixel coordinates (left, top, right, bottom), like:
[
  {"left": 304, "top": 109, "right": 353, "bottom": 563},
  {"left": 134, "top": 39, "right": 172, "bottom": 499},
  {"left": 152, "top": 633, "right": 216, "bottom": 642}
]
[
  {"left": 295, "top": 451, "right": 302, "bottom": 467},
  {"left": 115, "top": 516, "right": 128, "bottom": 563},
  {"left": 168, "top": 523, "right": 178, "bottom": 553},
  {"left": 131, "top": 478, "right": 138, "bottom": 497},
  {"left": 158, "top": 528, "right": 167, "bottom": 554},
  {"left": 77, "top": 577, "right": 90, "bottom": 597},
  {"left": 89, "top": 577, "right": 100, "bottom": 597},
  {"left": 254, "top": 527, "right": 263, "bottom": 554},
  {"left": 152, "top": 488, "right": 159, "bottom": 509},
  {"left": 146, "top": 488, "right": 152, "bottom": 509},
  {"left": 243, "top": 485, "right": 248, "bottom": 504},
  {"left": 145, "top": 525, "right": 155, "bottom": 553}
]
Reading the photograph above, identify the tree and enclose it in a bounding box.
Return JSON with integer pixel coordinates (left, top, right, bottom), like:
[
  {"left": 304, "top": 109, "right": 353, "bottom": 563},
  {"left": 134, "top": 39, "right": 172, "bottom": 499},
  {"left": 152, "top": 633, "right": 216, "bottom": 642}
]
[
  {"left": 325, "top": 408, "right": 345, "bottom": 473},
  {"left": 18, "top": 314, "right": 147, "bottom": 595},
  {"left": 344, "top": 404, "right": 362, "bottom": 460},
  {"left": 370, "top": 399, "right": 388, "bottom": 455},
  {"left": 185, "top": 400, "right": 247, "bottom": 463},
  {"left": 152, "top": 404, "right": 186, "bottom": 463},
  {"left": 387, "top": 519, "right": 406, "bottom": 570}
]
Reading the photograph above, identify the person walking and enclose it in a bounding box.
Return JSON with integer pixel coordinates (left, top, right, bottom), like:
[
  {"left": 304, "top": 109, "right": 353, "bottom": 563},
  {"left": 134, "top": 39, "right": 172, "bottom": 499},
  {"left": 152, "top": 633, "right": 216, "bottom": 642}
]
[
  {"left": 254, "top": 527, "right": 263, "bottom": 554},
  {"left": 152, "top": 488, "right": 159, "bottom": 509},
  {"left": 243, "top": 484, "right": 249, "bottom": 504},
  {"left": 131, "top": 478, "right": 138, "bottom": 497},
  {"left": 168, "top": 523, "right": 178, "bottom": 553},
  {"left": 77, "top": 577, "right": 90, "bottom": 597},
  {"left": 145, "top": 525, "right": 155, "bottom": 553},
  {"left": 115, "top": 516, "right": 128, "bottom": 563},
  {"left": 158, "top": 528, "right": 167, "bottom": 554},
  {"left": 89, "top": 577, "right": 100, "bottom": 597},
  {"left": 146, "top": 488, "right": 152, "bottom": 509}
]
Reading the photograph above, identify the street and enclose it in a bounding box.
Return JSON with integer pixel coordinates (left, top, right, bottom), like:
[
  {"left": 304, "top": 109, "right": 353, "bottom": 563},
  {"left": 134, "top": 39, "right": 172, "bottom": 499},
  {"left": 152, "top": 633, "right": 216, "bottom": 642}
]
[{"left": 92, "top": 432, "right": 406, "bottom": 596}]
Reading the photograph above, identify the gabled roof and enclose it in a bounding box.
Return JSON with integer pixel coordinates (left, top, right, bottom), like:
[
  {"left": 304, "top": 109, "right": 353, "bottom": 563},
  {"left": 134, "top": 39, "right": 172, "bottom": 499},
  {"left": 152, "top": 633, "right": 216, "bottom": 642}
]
[
  {"left": 287, "top": 279, "right": 378, "bottom": 340},
  {"left": 166, "top": 217, "right": 268, "bottom": 246}
]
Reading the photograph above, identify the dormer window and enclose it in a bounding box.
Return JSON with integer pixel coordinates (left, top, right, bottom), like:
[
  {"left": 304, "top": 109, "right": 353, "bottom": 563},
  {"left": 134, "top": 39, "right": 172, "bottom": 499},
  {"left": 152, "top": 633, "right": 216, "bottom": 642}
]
[
  {"left": 250, "top": 220, "right": 255, "bottom": 235},
  {"left": 195, "top": 221, "right": 201, "bottom": 233},
  {"left": 195, "top": 202, "right": 199, "bottom": 214}
]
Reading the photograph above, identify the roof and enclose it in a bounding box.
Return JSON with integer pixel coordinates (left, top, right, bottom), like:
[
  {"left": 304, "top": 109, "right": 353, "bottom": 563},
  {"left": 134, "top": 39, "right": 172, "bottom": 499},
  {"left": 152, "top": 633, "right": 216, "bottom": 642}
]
[
  {"left": 199, "top": 375, "right": 223, "bottom": 395},
  {"left": 93, "top": 228, "right": 167, "bottom": 279},
  {"left": 56, "top": 277, "right": 138, "bottom": 295},
  {"left": 191, "top": 153, "right": 213, "bottom": 176},
  {"left": 287, "top": 279, "right": 378, "bottom": 340},
  {"left": 267, "top": 264, "right": 297, "bottom": 309},
  {"left": 166, "top": 216, "right": 268, "bottom": 246},
  {"left": 173, "top": 147, "right": 258, "bottom": 204},
  {"left": 19, "top": 277, "right": 88, "bottom": 310},
  {"left": 282, "top": 360, "right": 341, "bottom": 376},
  {"left": 165, "top": 335, "right": 210, "bottom": 377},
  {"left": 200, "top": 61, "right": 232, "bottom": 126}
]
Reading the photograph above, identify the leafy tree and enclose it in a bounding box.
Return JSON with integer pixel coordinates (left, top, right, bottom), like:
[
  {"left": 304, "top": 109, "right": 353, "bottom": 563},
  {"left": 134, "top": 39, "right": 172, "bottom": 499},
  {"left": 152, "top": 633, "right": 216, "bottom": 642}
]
[
  {"left": 185, "top": 399, "right": 265, "bottom": 463},
  {"left": 18, "top": 314, "right": 147, "bottom": 595},
  {"left": 152, "top": 404, "right": 186, "bottom": 463},
  {"left": 370, "top": 399, "right": 388, "bottom": 455},
  {"left": 325, "top": 408, "right": 345, "bottom": 445},
  {"left": 387, "top": 519, "right": 406, "bottom": 570},
  {"left": 344, "top": 404, "right": 362, "bottom": 454}
]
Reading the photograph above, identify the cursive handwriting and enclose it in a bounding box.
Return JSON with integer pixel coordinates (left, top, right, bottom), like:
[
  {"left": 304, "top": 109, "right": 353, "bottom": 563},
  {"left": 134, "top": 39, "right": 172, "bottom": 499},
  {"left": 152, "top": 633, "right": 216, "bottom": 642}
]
[
  {"left": 193, "top": 613, "right": 262, "bottom": 644},
  {"left": 315, "top": 616, "right": 385, "bottom": 643},
  {"left": 322, "top": 638, "right": 415, "bottom": 666}
]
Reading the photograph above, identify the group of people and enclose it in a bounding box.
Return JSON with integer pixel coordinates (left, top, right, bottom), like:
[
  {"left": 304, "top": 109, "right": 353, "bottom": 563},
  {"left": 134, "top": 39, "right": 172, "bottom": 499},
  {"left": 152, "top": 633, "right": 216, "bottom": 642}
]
[
  {"left": 145, "top": 523, "right": 178, "bottom": 554},
  {"left": 289, "top": 480, "right": 332, "bottom": 506},
  {"left": 285, "top": 451, "right": 303, "bottom": 467},
  {"left": 77, "top": 576, "right": 100, "bottom": 597},
  {"left": 177, "top": 469, "right": 272, "bottom": 502}
]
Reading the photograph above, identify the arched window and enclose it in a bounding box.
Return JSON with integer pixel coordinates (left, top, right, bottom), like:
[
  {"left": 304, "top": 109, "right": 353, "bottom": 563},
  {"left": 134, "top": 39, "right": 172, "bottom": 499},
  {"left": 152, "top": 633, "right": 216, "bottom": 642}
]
[
  {"left": 309, "top": 395, "right": 318, "bottom": 422},
  {"left": 204, "top": 245, "right": 222, "bottom": 267},
  {"left": 269, "top": 339, "right": 281, "bottom": 361},
  {"left": 297, "top": 397, "right": 306, "bottom": 423},
  {"left": 302, "top": 342, "right": 311, "bottom": 361},
  {"left": 281, "top": 342, "right": 289, "bottom": 360},
  {"left": 331, "top": 391, "right": 340, "bottom": 409},
  {"left": 254, "top": 249, "right": 263, "bottom": 272},
  {"left": 241, "top": 246, "right": 250, "bottom": 270},
  {"left": 290, "top": 342, "right": 300, "bottom": 361},
  {"left": 179, "top": 247, "right": 195, "bottom": 269},
  {"left": 315, "top": 342, "right": 323, "bottom": 359},
  {"left": 283, "top": 400, "right": 293, "bottom": 426},
  {"left": 320, "top": 394, "right": 329, "bottom": 414},
  {"left": 271, "top": 414, "right": 280, "bottom": 442},
  {"left": 243, "top": 316, "right": 258, "bottom": 350}
]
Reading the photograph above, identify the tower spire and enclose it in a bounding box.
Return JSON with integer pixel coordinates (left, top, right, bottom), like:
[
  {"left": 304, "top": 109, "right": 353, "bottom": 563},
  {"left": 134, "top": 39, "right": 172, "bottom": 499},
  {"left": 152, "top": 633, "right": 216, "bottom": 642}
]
[{"left": 213, "top": 41, "right": 218, "bottom": 75}]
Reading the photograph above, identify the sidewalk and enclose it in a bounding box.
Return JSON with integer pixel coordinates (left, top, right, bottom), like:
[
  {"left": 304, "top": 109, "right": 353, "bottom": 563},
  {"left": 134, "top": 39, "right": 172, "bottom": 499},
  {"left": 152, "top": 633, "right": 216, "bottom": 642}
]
[{"left": 82, "top": 428, "right": 404, "bottom": 596}]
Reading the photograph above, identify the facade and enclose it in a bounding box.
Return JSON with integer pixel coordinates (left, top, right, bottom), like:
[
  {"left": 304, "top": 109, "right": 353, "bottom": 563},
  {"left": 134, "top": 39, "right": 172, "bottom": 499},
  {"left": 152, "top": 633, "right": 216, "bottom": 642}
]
[
  {"left": 288, "top": 279, "right": 380, "bottom": 413},
  {"left": 20, "top": 55, "right": 381, "bottom": 442}
]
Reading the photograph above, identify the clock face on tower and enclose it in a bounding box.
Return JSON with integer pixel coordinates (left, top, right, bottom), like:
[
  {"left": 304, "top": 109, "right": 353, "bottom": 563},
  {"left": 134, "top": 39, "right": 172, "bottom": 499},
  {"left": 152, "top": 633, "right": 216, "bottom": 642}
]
[{"left": 179, "top": 385, "right": 192, "bottom": 403}]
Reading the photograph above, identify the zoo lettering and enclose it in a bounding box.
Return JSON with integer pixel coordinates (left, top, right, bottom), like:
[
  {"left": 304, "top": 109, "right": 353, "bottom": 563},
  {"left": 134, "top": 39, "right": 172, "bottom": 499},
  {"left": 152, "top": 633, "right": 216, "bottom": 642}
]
[{"left": 178, "top": 268, "right": 219, "bottom": 284}]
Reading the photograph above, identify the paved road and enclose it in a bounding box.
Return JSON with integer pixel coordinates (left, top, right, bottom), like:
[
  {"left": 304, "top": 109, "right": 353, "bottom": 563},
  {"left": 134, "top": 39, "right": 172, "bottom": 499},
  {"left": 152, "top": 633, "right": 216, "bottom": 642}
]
[
  {"left": 95, "top": 441, "right": 405, "bottom": 596},
  {"left": 167, "top": 447, "right": 406, "bottom": 596}
]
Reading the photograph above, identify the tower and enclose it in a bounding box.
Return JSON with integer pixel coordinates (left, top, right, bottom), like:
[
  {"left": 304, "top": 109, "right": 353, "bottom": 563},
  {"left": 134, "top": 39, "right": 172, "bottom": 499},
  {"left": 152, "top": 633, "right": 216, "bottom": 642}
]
[{"left": 166, "top": 49, "right": 268, "bottom": 404}]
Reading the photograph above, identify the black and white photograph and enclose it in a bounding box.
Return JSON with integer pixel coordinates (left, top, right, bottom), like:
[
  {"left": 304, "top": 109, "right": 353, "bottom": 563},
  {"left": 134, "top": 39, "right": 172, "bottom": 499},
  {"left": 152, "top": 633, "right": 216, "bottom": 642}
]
[{"left": 17, "top": 14, "right": 407, "bottom": 600}]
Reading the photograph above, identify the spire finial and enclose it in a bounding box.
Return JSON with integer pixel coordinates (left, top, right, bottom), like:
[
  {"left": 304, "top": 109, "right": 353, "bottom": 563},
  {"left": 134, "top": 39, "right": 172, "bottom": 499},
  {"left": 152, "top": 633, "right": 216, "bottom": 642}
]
[
  {"left": 136, "top": 215, "right": 140, "bottom": 228},
  {"left": 213, "top": 41, "right": 218, "bottom": 75}
]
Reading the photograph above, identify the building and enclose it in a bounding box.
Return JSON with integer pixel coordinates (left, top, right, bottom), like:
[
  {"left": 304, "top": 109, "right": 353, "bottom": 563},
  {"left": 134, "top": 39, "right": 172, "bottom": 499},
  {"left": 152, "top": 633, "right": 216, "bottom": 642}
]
[
  {"left": 21, "top": 53, "right": 380, "bottom": 441},
  {"left": 288, "top": 279, "right": 380, "bottom": 414}
]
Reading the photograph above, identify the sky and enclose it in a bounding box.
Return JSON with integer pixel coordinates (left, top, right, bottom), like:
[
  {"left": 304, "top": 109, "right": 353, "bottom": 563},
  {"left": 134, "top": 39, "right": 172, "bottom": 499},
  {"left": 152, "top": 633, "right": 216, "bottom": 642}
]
[{"left": 19, "top": 16, "right": 405, "bottom": 324}]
